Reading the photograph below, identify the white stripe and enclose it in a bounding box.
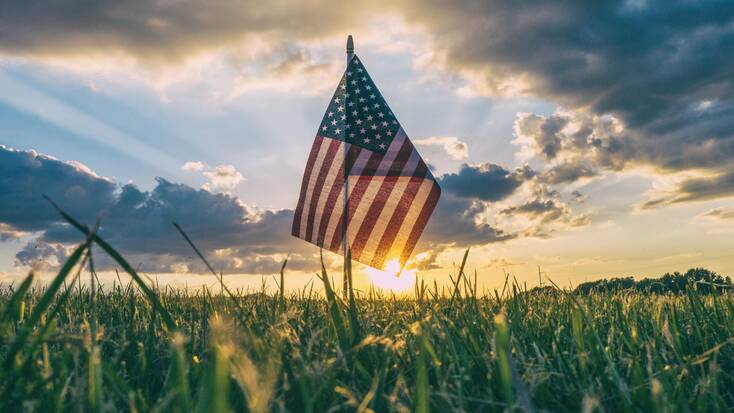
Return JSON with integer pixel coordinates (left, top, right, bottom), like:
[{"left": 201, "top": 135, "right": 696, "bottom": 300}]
[
  {"left": 357, "top": 151, "right": 420, "bottom": 263},
  {"left": 346, "top": 133, "right": 408, "bottom": 251},
  {"left": 388, "top": 178, "right": 435, "bottom": 263},
  {"left": 309, "top": 141, "right": 345, "bottom": 243},
  {"left": 355, "top": 177, "right": 412, "bottom": 265},
  {"left": 322, "top": 148, "right": 371, "bottom": 252},
  {"left": 298, "top": 139, "right": 333, "bottom": 238}
]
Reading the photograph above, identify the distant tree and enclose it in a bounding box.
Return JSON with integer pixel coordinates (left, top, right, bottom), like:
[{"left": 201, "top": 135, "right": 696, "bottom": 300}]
[{"left": 572, "top": 268, "right": 732, "bottom": 295}]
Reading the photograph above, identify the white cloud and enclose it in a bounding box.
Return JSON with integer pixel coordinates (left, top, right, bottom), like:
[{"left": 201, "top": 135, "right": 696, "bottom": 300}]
[
  {"left": 414, "top": 136, "right": 469, "bottom": 161},
  {"left": 181, "top": 161, "right": 206, "bottom": 172},
  {"left": 181, "top": 161, "right": 246, "bottom": 192},
  {"left": 202, "top": 164, "right": 245, "bottom": 192}
]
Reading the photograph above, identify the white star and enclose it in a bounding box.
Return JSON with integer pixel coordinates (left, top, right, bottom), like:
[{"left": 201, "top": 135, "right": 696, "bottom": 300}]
[
  {"left": 349, "top": 132, "right": 356, "bottom": 138},
  {"left": 340, "top": 85, "right": 346, "bottom": 90},
  {"left": 351, "top": 80, "right": 357, "bottom": 85},
  {"left": 345, "top": 124, "right": 351, "bottom": 129},
  {"left": 334, "top": 97, "right": 340, "bottom": 103},
  {"left": 345, "top": 93, "right": 351, "bottom": 98},
  {"left": 363, "top": 138, "right": 371, "bottom": 143},
  {"left": 355, "top": 88, "right": 361, "bottom": 94},
  {"left": 373, "top": 103, "right": 379, "bottom": 108},
  {"left": 322, "top": 126, "right": 328, "bottom": 131},
  {"left": 371, "top": 124, "right": 378, "bottom": 130},
  {"left": 335, "top": 128, "right": 341, "bottom": 134},
  {"left": 347, "top": 71, "right": 352, "bottom": 76},
  {"left": 359, "top": 97, "right": 366, "bottom": 103},
  {"left": 363, "top": 106, "right": 369, "bottom": 111},
  {"left": 382, "top": 121, "right": 388, "bottom": 127},
  {"left": 375, "top": 134, "right": 381, "bottom": 140},
  {"left": 328, "top": 111, "right": 334, "bottom": 117},
  {"left": 365, "top": 85, "right": 372, "bottom": 90},
  {"left": 378, "top": 112, "right": 384, "bottom": 117},
  {"left": 356, "top": 119, "right": 363, "bottom": 125},
  {"left": 361, "top": 76, "right": 367, "bottom": 81},
  {"left": 352, "top": 110, "right": 358, "bottom": 116},
  {"left": 337, "top": 106, "right": 344, "bottom": 112},
  {"left": 331, "top": 120, "right": 337, "bottom": 125},
  {"left": 357, "top": 68, "right": 363, "bottom": 73},
  {"left": 392, "top": 120, "right": 397, "bottom": 124},
  {"left": 370, "top": 94, "right": 376, "bottom": 99},
  {"left": 341, "top": 115, "right": 346, "bottom": 120},
  {"left": 348, "top": 102, "right": 354, "bottom": 107},
  {"left": 360, "top": 128, "right": 366, "bottom": 133},
  {"left": 367, "top": 115, "right": 373, "bottom": 121}
]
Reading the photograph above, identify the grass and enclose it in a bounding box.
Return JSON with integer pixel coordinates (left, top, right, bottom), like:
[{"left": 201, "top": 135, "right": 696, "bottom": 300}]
[{"left": 0, "top": 207, "right": 733, "bottom": 412}]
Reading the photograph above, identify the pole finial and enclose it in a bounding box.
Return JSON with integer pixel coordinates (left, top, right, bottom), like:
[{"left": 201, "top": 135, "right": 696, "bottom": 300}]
[{"left": 346, "top": 35, "right": 354, "bottom": 54}]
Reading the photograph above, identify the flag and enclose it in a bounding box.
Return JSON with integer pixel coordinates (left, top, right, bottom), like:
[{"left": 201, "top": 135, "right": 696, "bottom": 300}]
[{"left": 292, "top": 54, "right": 440, "bottom": 270}]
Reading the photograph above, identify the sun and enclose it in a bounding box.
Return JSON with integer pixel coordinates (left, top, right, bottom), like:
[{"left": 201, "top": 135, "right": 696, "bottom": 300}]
[{"left": 363, "top": 258, "right": 416, "bottom": 293}]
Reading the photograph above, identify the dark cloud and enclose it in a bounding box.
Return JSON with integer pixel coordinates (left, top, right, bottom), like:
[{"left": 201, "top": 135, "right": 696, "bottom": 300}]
[
  {"left": 702, "top": 207, "right": 734, "bottom": 220},
  {"left": 439, "top": 163, "right": 534, "bottom": 201},
  {"left": 0, "top": 145, "right": 117, "bottom": 232},
  {"left": 412, "top": 1, "right": 734, "bottom": 196},
  {"left": 1, "top": 145, "right": 311, "bottom": 273},
  {"left": 0, "top": 1, "right": 373, "bottom": 61},
  {"left": 542, "top": 162, "right": 597, "bottom": 185},
  {"left": 641, "top": 171, "right": 734, "bottom": 209}
]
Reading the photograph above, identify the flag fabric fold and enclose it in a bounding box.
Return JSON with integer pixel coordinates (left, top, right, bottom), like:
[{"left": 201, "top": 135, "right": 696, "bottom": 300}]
[{"left": 292, "top": 54, "right": 440, "bottom": 270}]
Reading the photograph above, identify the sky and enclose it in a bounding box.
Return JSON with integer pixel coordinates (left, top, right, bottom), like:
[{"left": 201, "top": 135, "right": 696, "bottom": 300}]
[{"left": 1, "top": 1, "right": 734, "bottom": 293}]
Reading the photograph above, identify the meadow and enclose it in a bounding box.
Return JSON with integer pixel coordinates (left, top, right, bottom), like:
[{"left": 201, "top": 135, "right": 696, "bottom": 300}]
[{"left": 1, "top": 204, "right": 733, "bottom": 412}]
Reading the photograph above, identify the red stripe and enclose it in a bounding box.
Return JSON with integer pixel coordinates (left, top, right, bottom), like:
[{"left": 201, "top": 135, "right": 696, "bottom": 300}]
[
  {"left": 370, "top": 161, "right": 430, "bottom": 267},
  {"left": 350, "top": 139, "right": 414, "bottom": 261},
  {"left": 327, "top": 150, "right": 383, "bottom": 251},
  {"left": 398, "top": 182, "right": 441, "bottom": 266},
  {"left": 315, "top": 145, "right": 362, "bottom": 246},
  {"left": 292, "top": 136, "right": 325, "bottom": 236},
  {"left": 304, "top": 139, "right": 342, "bottom": 242}
]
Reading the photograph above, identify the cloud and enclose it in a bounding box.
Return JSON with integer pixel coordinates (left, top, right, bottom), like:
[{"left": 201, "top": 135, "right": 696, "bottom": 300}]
[
  {"left": 202, "top": 164, "right": 245, "bottom": 193},
  {"left": 439, "top": 163, "right": 535, "bottom": 202},
  {"left": 3, "top": 145, "right": 593, "bottom": 273},
  {"left": 414, "top": 136, "right": 469, "bottom": 161},
  {"left": 182, "top": 161, "right": 206, "bottom": 172},
  {"left": 641, "top": 171, "right": 734, "bottom": 209},
  {"left": 1, "top": 145, "right": 308, "bottom": 273},
  {"left": 0, "top": 144, "right": 117, "bottom": 233},
  {"left": 182, "top": 161, "right": 246, "bottom": 193},
  {"left": 701, "top": 207, "right": 734, "bottom": 220}
]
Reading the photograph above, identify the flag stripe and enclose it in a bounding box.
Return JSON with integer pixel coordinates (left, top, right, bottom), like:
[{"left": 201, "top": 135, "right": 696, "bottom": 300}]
[
  {"left": 369, "top": 157, "right": 429, "bottom": 267},
  {"left": 322, "top": 147, "right": 373, "bottom": 252},
  {"left": 399, "top": 182, "right": 441, "bottom": 265},
  {"left": 304, "top": 138, "right": 342, "bottom": 242},
  {"left": 328, "top": 130, "right": 408, "bottom": 252},
  {"left": 292, "top": 136, "right": 325, "bottom": 236},
  {"left": 315, "top": 144, "right": 362, "bottom": 246},
  {"left": 350, "top": 138, "right": 415, "bottom": 261},
  {"left": 297, "top": 137, "right": 334, "bottom": 238},
  {"left": 357, "top": 176, "right": 413, "bottom": 268}
]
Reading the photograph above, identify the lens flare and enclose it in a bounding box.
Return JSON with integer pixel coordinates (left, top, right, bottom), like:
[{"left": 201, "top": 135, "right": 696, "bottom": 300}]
[{"left": 363, "top": 259, "right": 416, "bottom": 293}]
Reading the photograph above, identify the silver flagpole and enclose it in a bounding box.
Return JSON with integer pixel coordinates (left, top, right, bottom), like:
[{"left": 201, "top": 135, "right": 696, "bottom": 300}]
[{"left": 343, "top": 35, "right": 354, "bottom": 299}]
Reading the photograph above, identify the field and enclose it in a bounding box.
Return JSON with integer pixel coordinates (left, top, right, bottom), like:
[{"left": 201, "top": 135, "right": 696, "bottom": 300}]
[{"left": 1, "top": 208, "right": 734, "bottom": 412}]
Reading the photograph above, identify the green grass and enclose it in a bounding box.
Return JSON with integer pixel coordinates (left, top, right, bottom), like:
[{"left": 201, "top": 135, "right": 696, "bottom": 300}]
[{"left": 1, "top": 205, "right": 733, "bottom": 412}]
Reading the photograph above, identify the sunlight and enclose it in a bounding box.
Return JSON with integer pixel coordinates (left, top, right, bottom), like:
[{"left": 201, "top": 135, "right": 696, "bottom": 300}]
[{"left": 363, "top": 258, "right": 416, "bottom": 293}]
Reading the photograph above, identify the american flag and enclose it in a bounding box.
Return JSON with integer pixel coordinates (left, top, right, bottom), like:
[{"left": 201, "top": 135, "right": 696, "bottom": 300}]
[{"left": 292, "top": 54, "right": 440, "bottom": 270}]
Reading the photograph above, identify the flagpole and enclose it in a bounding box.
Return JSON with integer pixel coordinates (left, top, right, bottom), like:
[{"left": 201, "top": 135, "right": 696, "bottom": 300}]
[{"left": 343, "top": 35, "right": 354, "bottom": 299}]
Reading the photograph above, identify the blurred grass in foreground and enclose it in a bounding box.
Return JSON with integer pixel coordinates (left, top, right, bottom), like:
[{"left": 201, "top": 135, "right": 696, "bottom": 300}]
[{"left": 0, "top": 203, "right": 732, "bottom": 412}]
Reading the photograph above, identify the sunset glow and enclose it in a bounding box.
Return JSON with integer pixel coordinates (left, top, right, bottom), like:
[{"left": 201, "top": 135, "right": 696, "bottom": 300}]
[{"left": 363, "top": 259, "right": 416, "bottom": 293}]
